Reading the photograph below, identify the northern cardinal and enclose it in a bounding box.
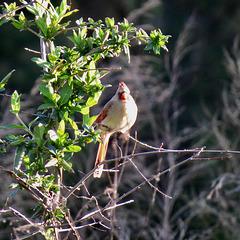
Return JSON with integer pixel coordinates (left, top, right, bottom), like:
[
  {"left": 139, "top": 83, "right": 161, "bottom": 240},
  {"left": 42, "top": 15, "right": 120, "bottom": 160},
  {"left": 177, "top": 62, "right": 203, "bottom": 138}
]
[{"left": 93, "top": 82, "right": 138, "bottom": 178}]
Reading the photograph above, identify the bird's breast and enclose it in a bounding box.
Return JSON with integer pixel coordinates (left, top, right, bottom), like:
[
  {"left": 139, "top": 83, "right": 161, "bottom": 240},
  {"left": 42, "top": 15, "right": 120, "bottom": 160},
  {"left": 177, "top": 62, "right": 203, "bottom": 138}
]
[{"left": 99, "top": 97, "right": 137, "bottom": 133}]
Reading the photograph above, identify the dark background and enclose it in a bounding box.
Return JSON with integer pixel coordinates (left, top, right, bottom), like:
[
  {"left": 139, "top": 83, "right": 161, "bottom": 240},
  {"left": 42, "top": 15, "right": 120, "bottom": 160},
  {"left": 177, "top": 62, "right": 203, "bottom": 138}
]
[{"left": 1, "top": 0, "right": 240, "bottom": 239}]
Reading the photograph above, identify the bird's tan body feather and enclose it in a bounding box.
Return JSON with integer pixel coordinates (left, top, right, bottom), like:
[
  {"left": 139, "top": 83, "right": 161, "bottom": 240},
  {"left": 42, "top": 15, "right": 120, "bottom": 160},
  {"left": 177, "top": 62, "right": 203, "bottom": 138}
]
[{"left": 93, "top": 82, "right": 138, "bottom": 178}]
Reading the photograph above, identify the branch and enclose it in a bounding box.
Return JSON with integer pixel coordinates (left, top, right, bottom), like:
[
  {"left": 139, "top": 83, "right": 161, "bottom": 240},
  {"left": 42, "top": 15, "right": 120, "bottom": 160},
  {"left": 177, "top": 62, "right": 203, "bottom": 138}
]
[
  {"left": 9, "top": 207, "right": 36, "bottom": 226},
  {"left": 129, "top": 136, "right": 239, "bottom": 154},
  {"left": 115, "top": 148, "right": 206, "bottom": 203},
  {"left": 128, "top": 158, "right": 172, "bottom": 199},
  {"left": 65, "top": 137, "right": 234, "bottom": 199},
  {"left": 0, "top": 0, "right": 37, "bottom": 20},
  {"left": 45, "top": 199, "right": 134, "bottom": 231},
  {"left": 60, "top": 199, "right": 134, "bottom": 232},
  {"left": 0, "top": 167, "right": 49, "bottom": 209}
]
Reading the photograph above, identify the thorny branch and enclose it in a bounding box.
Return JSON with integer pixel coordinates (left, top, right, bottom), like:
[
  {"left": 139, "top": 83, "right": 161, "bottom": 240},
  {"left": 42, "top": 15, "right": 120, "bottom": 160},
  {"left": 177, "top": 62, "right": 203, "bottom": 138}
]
[
  {"left": 42, "top": 142, "right": 232, "bottom": 237},
  {"left": 0, "top": 132, "right": 234, "bottom": 239},
  {"left": 66, "top": 136, "right": 233, "bottom": 199}
]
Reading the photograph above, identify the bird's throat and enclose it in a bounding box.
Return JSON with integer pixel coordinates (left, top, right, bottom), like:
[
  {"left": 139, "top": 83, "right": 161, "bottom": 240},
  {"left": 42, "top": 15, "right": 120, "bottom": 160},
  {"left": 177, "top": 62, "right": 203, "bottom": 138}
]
[{"left": 119, "top": 91, "right": 127, "bottom": 100}]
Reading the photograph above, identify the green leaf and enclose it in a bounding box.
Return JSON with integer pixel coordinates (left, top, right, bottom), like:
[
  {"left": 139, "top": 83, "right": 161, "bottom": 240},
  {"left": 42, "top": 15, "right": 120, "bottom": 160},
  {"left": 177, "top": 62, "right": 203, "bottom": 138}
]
[
  {"left": 11, "top": 21, "right": 23, "bottom": 30},
  {"left": 144, "top": 45, "right": 153, "bottom": 51},
  {"left": 145, "top": 29, "right": 171, "bottom": 55},
  {"left": 86, "top": 92, "right": 101, "bottom": 107},
  {"left": 32, "top": 57, "right": 51, "bottom": 69},
  {"left": 38, "top": 84, "right": 59, "bottom": 104},
  {"left": 0, "top": 20, "right": 6, "bottom": 27},
  {"left": 9, "top": 183, "right": 19, "bottom": 189},
  {"left": 85, "top": 115, "right": 98, "bottom": 127},
  {"left": 68, "top": 117, "right": 80, "bottom": 136},
  {"left": 58, "top": 119, "right": 65, "bottom": 134},
  {"left": 19, "top": 11, "right": 25, "bottom": 23},
  {"left": 62, "top": 9, "right": 78, "bottom": 18},
  {"left": 28, "top": 116, "right": 39, "bottom": 131},
  {"left": 48, "top": 145, "right": 57, "bottom": 156},
  {"left": 88, "top": 60, "right": 96, "bottom": 80},
  {"left": 86, "top": 96, "right": 98, "bottom": 107},
  {"left": 38, "top": 84, "right": 52, "bottom": 99},
  {"left": 14, "top": 148, "right": 25, "bottom": 171},
  {"left": 7, "top": 135, "right": 25, "bottom": 146},
  {"left": 11, "top": 90, "right": 21, "bottom": 114},
  {"left": 105, "top": 17, "right": 115, "bottom": 28},
  {"left": 60, "top": 159, "right": 74, "bottom": 173},
  {"left": 23, "top": 155, "right": 30, "bottom": 168},
  {"left": 6, "top": 134, "right": 17, "bottom": 141},
  {"left": 26, "top": 4, "right": 39, "bottom": 16},
  {"left": 65, "top": 145, "right": 81, "bottom": 152},
  {"left": 58, "top": 84, "right": 72, "bottom": 106},
  {"left": 35, "top": 17, "right": 48, "bottom": 36},
  {"left": 80, "top": 106, "right": 89, "bottom": 114},
  {"left": 34, "top": 123, "right": 45, "bottom": 140},
  {"left": 9, "top": 189, "right": 19, "bottom": 199},
  {"left": 63, "top": 152, "right": 73, "bottom": 162},
  {"left": 38, "top": 102, "right": 56, "bottom": 110},
  {"left": 59, "top": 110, "right": 68, "bottom": 121},
  {"left": 83, "top": 112, "right": 89, "bottom": 125},
  {"left": 45, "top": 158, "right": 58, "bottom": 168},
  {"left": 0, "top": 69, "right": 15, "bottom": 92},
  {"left": 59, "top": 0, "right": 68, "bottom": 16},
  {"left": 0, "top": 124, "right": 25, "bottom": 130}
]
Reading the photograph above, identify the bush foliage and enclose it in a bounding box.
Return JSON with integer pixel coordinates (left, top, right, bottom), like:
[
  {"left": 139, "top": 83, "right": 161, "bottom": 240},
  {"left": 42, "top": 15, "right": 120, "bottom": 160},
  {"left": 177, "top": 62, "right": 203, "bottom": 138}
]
[{"left": 0, "top": 0, "right": 170, "bottom": 239}]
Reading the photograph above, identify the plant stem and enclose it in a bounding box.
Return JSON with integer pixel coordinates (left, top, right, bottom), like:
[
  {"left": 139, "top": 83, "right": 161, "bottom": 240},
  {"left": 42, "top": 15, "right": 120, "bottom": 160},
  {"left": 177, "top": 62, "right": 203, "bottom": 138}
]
[{"left": 16, "top": 113, "right": 34, "bottom": 137}]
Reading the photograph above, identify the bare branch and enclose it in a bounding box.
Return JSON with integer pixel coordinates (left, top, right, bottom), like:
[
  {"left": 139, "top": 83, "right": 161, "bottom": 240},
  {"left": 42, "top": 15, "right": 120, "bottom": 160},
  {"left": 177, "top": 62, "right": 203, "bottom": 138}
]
[{"left": 128, "top": 158, "right": 172, "bottom": 199}]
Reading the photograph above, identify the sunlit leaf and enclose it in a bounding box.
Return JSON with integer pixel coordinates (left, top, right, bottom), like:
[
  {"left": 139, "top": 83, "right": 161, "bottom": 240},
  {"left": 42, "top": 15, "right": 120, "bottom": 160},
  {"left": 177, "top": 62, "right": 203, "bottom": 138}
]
[
  {"left": 0, "top": 124, "right": 25, "bottom": 130},
  {"left": 14, "top": 147, "right": 25, "bottom": 171},
  {"left": 0, "top": 69, "right": 15, "bottom": 92},
  {"left": 65, "top": 145, "right": 81, "bottom": 152},
  {"left": 45, "top": 158, "right": 58, "bottom": 168},
  {"left": 34, "top": 123, "right": 45, "bottom": 140},
  {"left": 11, "top": 90, "right": 21, "bottom": 114},
  {"left": 60, "top": 159, "right": 74, "bottom": 173},
  {"left": 48, "top": 130, "right": 59, "bottom": 142}
]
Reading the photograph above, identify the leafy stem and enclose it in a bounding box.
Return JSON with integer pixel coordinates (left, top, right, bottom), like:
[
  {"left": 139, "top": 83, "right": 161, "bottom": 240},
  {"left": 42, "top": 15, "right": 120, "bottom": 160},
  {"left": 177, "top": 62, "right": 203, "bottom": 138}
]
[{"left": 16, "top": 113, "right": 34, "bottom": 138}]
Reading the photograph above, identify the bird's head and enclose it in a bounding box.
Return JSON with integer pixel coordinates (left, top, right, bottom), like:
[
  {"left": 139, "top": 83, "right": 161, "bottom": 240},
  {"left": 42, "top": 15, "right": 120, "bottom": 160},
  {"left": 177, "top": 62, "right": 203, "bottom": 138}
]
[{"left": 117, "top": 82, "right": 130, "bottom": 100}]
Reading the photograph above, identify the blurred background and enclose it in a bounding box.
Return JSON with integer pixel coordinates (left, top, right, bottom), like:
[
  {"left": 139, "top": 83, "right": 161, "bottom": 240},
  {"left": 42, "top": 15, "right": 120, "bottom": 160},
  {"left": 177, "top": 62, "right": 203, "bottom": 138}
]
[{"left": 1, "top": 0, "right": 240, "bottom": 239}]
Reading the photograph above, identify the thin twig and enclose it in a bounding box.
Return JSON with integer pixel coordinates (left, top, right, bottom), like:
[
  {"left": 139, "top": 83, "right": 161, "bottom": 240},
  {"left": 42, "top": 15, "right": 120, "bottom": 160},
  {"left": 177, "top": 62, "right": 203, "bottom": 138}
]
[
  {"left": 0, "top": 93, "right": 11, "bottom": 97},
  {"left": 13, "top": 227, "right": 41, "bottom": 240},
  {"left": 24, "top": 48, "right": 41, "bottom": 54},
  {"left": 191, "top": 156, "right": 231, "bottom": 161},
  {"left": 0, "top": 0, "right": 37, "bottom": 20},
  {"left": 0, "top": 167, "right": 48, "bottom": 208},
  {"left": 57, "top": 67, "right": 122, "bottom": 91},
  {"left": 60, "top": 208, "right": 81, "bottom": 240},
  {"left": 9, "top": 207, "right": 36, "bottom": 226},
  {"left": 136, "top": 156, "right": 163, "bottom": 240},
  {"left": 115, "top": 148, "right": 205, "bottom": 203},
  {"left": 59, "top": 221, "right": 100, "bottom": 232},
  {"left": 128, "top": 158, "right": 172, "bottom": 199},
  {"left": 129, "top": 135, "right": 162, "bottom": 150},
  {"left": 65, "top": 143, "right": 234, "bottom": 199},
  {"left": 75, "top": 199, "right": 134, "bottom": 224},
  {"left": 46, "top": 200, "right": 134, "bottom": 230}
]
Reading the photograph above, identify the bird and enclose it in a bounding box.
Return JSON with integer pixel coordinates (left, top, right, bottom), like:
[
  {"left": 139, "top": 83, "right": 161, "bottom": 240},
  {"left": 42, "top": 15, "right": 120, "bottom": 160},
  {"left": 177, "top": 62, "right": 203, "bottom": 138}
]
[{"left": 93, "top": 82, "right": 138, "bottom": 178}]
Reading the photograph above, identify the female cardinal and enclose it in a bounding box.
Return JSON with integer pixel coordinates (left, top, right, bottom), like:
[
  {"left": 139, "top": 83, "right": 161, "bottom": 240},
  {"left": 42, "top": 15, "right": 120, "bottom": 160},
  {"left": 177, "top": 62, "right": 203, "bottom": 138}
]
[{"left": 93, "top": 82, "right": 138, "bottom": 178}]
